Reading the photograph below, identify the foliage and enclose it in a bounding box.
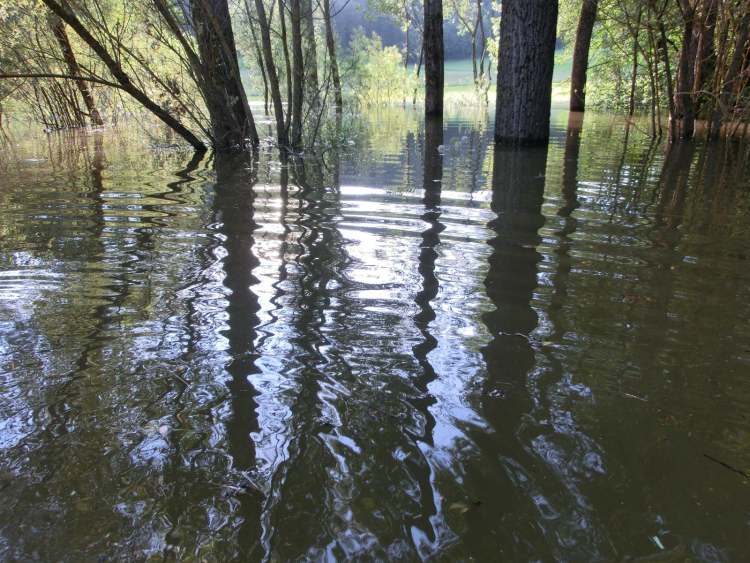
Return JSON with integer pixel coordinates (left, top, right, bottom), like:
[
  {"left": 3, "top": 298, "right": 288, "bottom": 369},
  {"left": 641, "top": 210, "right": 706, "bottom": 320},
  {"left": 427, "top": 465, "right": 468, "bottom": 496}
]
[{"left": 346, "top": 30, "right": 418, "bottom": 105}]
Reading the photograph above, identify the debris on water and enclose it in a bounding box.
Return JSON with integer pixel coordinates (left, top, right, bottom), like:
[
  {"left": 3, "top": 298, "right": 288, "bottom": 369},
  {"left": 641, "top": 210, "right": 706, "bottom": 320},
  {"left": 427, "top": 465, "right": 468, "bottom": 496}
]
[
  {"left": 652, "top": 535, "right": 665, "bottom": 550},
  {"left": 449, "top": 502, "right": 470, "bottom": 514},
  {"left": 703, "top": 453, "right": 749, "bottom": 478}
]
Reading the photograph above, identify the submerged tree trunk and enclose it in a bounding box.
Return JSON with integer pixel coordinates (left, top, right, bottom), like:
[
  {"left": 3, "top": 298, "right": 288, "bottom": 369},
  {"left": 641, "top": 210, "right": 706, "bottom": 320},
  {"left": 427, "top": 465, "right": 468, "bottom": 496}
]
[
  {"left": 423, "top": 0, "right": 444, "bottom": 115},
  {"left": 673, "top": 0, "right": 697, "bottom": 139},
  {"left": 190, "top": 0, "right": 258, "bottom": 149},
  {"left": 279, "top": 4, "right": 294, "bottom": 134},
  {"left": 570, "top": 0, "right": 598, "bottom": 112},
  {"left": 323, "top": 0, "right": 343, "bottom": 114},
  {"left": 495, "top": 0, "right": 559, "bottom": 144},
  {"left": 48, "top": 14, "right": 104, "bottom": 127},
  {"left": 629, "top": 32, "right": 640, "bottom": 117},
  {"left": 290, "top": 0, "right": 305, "bottom": 147},
  {"left": 250, "top": 0, "right": 288, "bottom": 145},
  {"left": 39, "top": 0, "right": 205, "bottom": 150}
]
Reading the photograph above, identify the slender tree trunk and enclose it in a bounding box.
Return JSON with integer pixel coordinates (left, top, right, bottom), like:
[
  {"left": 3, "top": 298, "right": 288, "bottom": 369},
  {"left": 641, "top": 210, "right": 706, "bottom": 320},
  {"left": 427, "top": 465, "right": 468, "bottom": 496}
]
[
  {"left": 302, "top": 0, "right": 320, "bottom": 110},
  {"left": 674, "top": 0, "right": 697, "bottom": 139},
  {"left": 250, "top": 0, "right": 289, "bottom": 145},
  {"left": 569, "top": 0, "right": 598, "bottom": 112},
  {"left": 247, "top": 11, "right": 270, "bottom": 114},
  {"left": 477, "top": 0, "right": 486, "bottom": 78},
  {"left": 495, "top": 0, "right": 559, "bottom": 144},
  {"left": 190, "top": 0, "right": 258, "bottom": 149},
  {"left": 652, "top": 4, "right": 675, "bottom": 139},
  {"left": 423, "top": 0, "right": 444, "bottom": 115},
  {"left": 39, "top": 0, "right": 205, "bottom": 150},
  {"left": 48, "top": 14, "right": 103, "bottom": 126},
  {"left": 413, "top": 44, "right": 424, "bottom": 106},
  {"left": 279, "top": 4, "right": 294, "bottom": 133},
  {"left": 322, "top": 0, "right": 343, "bottom": 113},
  {"left": 629, "top": 31, "right": 640, "bottom": 117},
  {"left": 290, "top": 0, "right": 305, "bottom": 147}
]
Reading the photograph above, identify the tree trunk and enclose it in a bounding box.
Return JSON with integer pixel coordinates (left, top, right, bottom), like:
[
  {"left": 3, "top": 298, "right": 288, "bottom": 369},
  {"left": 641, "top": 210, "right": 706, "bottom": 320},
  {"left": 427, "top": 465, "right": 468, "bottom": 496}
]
[
  {"left": 279, "top": 4, "right": 294, "bottom": 133},
  {"left": 302, "top": 0, "right": 320, "bottom": 110},
  {"left": 494, "top": 0, "right": 559, "bottom": 144},
  {"left": 322, "top": 0, "right": 343, "bottom": 113},
  {"left": 48, "top": 14, "right": 103, "bottom": 127},
  {"left": 423, "top": 0, "right": 444, "bottom": 115},
  {"left": 247, "top": 12, "right": 270, "bottom": 114},
  {"left": 569, "top": 0, "right": 598, "bottom": 112},
  {"left": 290, "top": 0, "right": 305, "bottom": 147},
  {"left": 652, "top": 4, "right": 675, "bottom": 139},
  {"left": 674, "top": 1, "right": 697, "bottom": 139},
  {"left": 39, "top": 0, "right": 205, "bottom": 150},
  {"left": 190, "top": 0, "right": 258, "bottom": 149},
  {"left": 250, "top": 0, "right": 289, "bottom": 145},
  {"left": 629, "top": 31, "right": 640, "bottom": 117}
]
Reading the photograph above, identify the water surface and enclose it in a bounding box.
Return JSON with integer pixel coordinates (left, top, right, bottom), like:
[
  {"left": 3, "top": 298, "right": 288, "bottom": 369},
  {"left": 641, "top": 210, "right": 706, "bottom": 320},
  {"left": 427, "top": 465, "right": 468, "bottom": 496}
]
[{"left": 1, "top": 109, "right": 750, "bottom": 561}]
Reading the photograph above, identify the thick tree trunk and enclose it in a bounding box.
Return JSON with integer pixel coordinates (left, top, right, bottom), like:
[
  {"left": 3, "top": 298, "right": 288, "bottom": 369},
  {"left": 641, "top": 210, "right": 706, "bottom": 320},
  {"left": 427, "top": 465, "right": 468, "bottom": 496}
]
[
  {"left": 423, "top": 0, "right": 444, "bottom": 115},
  {"left": 674, "top": 1, "right": 697, "bottom": 139},
  {"left": 322, "top": 0, "right": 343, "bottom": 113},
  {"left": 250, "top": 0, "right": 289, "bottom": 145},
  {"left": 190, "top": 0, "right": 258, "bottom": 149},
  {"left": 569, "top": 0, "right": 598, "bottom": 112},
  {"left": 290, "top": 0, "right": 305, "bottom": 147},
  {"left": 48, "top": 14, "right": 103, "bottom": 127},
  {"left": 494, "top": 0, "right": 559, "bottom": 144},
  {"left": 39, "top": 0, "right": 205, "bottom": 150}
]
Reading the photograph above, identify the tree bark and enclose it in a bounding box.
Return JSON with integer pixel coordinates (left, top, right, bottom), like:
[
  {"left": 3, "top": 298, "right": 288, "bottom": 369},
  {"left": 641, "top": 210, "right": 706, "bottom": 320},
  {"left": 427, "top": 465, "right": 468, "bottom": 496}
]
[
  {"left": 423, "top": 0, "right": 444, "bottom": 115},
  {"left": 494, "top": 0, "right": 559, "bottom": 144},
  {"left": 569, "top": 0, "right": 598, "bottom": 112},
  {"left": 48, "top": 14, "right": 104, "bottom": 127},
  {"left": 322, "top": 0, "right": 343, "bottom": 113},
  {"left": 39, "top": 0, "right": 205, "bottom": 150},
  {"left": 190, "top": 0, "right": 258, "bottom": 149}
]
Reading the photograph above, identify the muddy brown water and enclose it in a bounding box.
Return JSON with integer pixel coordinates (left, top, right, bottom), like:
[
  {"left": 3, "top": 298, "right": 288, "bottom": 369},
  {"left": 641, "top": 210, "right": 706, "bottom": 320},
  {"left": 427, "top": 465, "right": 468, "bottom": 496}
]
[{"left": 0, "top": 109, "right": 749, "bottom": 561}]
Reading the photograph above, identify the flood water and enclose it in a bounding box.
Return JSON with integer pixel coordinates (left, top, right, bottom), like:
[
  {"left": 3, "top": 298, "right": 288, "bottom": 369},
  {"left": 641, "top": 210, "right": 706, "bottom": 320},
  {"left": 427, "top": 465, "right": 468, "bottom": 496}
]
[{"left": 1, "top": 108, "right": 750, "bottom": 561}]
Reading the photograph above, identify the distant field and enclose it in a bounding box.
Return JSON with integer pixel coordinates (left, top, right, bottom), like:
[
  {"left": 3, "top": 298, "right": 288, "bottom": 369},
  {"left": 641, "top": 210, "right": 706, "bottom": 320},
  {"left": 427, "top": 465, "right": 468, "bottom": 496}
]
[
  {"left": 415, "top": 54, "right": 573, "bottom": 106},
  {"left": 242, "top": 53, "right": 574, "bottom": 106}
]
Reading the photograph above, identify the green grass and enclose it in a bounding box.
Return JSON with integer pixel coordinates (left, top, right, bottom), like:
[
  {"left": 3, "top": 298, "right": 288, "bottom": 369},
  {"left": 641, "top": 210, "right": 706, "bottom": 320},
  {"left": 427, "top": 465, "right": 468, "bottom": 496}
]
[
  {"left": 241, "top": 53, "right": 574, "bottom": 106},
  {"left": 414, "top": 54, "right": 573, "bottom": 106}
]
